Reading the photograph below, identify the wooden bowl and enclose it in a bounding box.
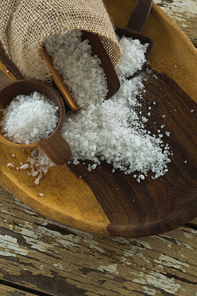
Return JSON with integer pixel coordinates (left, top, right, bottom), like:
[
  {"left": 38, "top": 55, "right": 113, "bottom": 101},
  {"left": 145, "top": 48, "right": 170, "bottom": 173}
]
[
  {"left": 0, "top": 0, "right": 197, "bottom": 237},
  {"left": 0, "top": 71, "right": 72, "bottom": 165}
]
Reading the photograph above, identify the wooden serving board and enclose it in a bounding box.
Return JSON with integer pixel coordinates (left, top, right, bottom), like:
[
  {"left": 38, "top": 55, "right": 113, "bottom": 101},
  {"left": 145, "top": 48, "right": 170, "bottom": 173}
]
[{"left": 0, "top": 0, "right": 197, "bottom": 237}]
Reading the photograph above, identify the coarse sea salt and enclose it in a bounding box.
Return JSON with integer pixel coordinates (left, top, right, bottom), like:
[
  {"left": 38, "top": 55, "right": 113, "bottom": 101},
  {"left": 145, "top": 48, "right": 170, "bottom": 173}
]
[
  {"left": 6, "top": 30, "right": 172, "bottom": 184},
  {"left": 44, "top": 30, "right": 108, "bottom": 108},
  {"left": 26, "top": 150, "right": 55, "bottom": 185},
  {"left": 115, "top": 36, "right": 148, "bottom": 80},
  {"left": 61, "top": 75, "right": 171, "bottom": 181},
  {"left": 46, "top": 30, "right": 171, "bottom": 182},
  {"left": 0, "top": 91, "right": 59, "bottom": 144}
]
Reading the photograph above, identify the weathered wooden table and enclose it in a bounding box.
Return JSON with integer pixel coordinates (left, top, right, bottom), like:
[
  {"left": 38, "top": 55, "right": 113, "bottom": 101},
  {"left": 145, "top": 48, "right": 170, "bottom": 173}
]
[{"left": 0, "top": 1, "right": 197, "bottom": 295}]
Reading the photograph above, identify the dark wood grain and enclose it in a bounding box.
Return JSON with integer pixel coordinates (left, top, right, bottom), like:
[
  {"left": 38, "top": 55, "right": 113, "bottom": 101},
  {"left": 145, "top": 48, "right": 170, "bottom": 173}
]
[{"left": 68, "top": 66, "right": 197, "bottom": 237}]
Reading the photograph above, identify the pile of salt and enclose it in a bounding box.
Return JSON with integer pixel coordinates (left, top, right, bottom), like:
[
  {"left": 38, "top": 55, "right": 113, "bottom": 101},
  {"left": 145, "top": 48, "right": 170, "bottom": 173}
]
[
  {"left": 45, "top": 31, "right": 171, "bottom": 181},
  {"left": 4, "top": 30, "right": 172, "bottom": 184},
  {"left": 0, "top": 91, "right": 59, "bottom": 144}
]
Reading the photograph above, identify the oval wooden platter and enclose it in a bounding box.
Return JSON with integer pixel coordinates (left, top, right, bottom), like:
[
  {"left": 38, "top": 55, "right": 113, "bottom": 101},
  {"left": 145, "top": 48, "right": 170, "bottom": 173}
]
[{"left": 0, "top": 0, "right": 197, "bottom": 237}]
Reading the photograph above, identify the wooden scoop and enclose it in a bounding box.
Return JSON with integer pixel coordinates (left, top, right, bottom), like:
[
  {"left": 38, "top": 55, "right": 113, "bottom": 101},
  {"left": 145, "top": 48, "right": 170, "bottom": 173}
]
[
  {"left": 40, "top": 31, "right": 120, "bottom": 111},
  {"left": 115, "top": 0, "right": 155, "bottom": 60},
  {"left": 0, "top": 69, "right": 72, "bottom": 165}
]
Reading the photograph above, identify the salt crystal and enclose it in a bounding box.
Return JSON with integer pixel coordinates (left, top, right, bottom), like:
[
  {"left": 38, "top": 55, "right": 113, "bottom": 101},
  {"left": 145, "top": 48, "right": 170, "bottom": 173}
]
[
  {"left": 165, "top": 131, "right": 170, "bottom": 137},
  {"left": 20, "top": 164, "right": 29, "bottom": 169},
  {"left": 34, "top": 178, "right": 40, "bottom": 185}
]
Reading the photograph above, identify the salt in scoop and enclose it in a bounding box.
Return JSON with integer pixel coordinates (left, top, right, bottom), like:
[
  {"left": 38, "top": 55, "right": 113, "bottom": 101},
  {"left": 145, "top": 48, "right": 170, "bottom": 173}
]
[
  {"left": 40, "top": 30, "right": 120, "bottom": 111},
  {"left": 0, "top": 69, "right": 72, "bottom": 165},
  {"left": 115, "top": 0, "right": 155, "bottom": 64}
]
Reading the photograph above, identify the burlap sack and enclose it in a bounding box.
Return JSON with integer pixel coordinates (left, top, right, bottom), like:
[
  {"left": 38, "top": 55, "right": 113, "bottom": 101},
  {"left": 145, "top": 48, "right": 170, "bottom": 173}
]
[{"left": 0, "top": 0, "right": 121, "bottom": 82}]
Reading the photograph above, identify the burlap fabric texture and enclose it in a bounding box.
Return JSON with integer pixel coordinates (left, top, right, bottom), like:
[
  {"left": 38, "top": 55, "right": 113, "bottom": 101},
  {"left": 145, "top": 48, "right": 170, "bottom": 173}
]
[{"left": 0, "top": 0, "right": 121, "bottom": 82}]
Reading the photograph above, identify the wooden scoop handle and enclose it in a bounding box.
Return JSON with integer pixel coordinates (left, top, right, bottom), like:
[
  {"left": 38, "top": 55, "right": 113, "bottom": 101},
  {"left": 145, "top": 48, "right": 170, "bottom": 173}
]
[
  {"left": 36, "top": 130, "right": 72, "bottom": 165},
  {"left": 126, "top": 0, "right": 153, "bottom": 33},
  {"left": 0, "top": 69, "right": 14, "bottom": 90},
  {"left": 39, "top": 47, "right": 80, "bottom": 111}
]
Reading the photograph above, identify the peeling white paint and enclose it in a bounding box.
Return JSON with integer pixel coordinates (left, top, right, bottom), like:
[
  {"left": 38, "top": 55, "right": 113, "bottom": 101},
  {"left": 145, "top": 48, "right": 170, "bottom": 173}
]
[
  {"left": 131, "top": 271, "right": 146, "bottom": 284},
  {"left": 182, "top": 242, "right": 193, "bottom": 250},
  {"left": 143, "top": 286, "right": 156, "bottom": 296},
  {"left": 17, "top": 227, "right": 54, "bottom": 252},
  {"left": 146, "top": 272, "right": 181, "bottom": 294},
  {"left": 0, "top": 234, "right": 28, "bottom": 256},
  {"left": 132, "top": 271, "right": 181, "bottom": 294},
  {"left": 60, "top": 233, "right": 81, "bottom": 244},
  {"left": 123, "top": 244, "right": 151, "bottom": 259},
  {"left": 137, "top": 252, "right": 151, "bottom": 264},
  {"left": 83, "top": 237, "right": 105, "bottom": 253},
  {"left": 113, "top": 238, "right": 152, "bottom": 264},
  {"left": 120, "top": 256, "right": 132, "bottom": 266},
  {"left": 53, "top": 263, "right": 64, "bottom": 270},
  {"left": 2, "top": 188, "right": 196, "bottom": 296},
  {"left": 60, "top": 227, "right": 105, "bottom": 253},
  {"left": 154, "top": 254, "right": 189, "bottom": 272},
  {"left": 123, "top": 249, "right": 135, "bottom": 258},
  {"left": 13, "top": 221, "right": 81, "bottom": 250},
  {"left": 157, "top": 234, "right": 194, "bottom": 251},
  {"left": 13, "top": 219, "right": 105, "bottom": 254},
  {"left": 155, "top": 0, "right": 197, "bottom": 17},
  {"left": 0, "top": 208, "right": 10, "bottom": 214},
  {"left": 154, "top": 0, "right": 197, "bottom": 45},
  {"left": 56, "top": 238, "right": 80, "bottom": 249},
  {"left": 157, "top": 235, "right": 181, "bottom": 246},
  {"left": 14, "top": 198, "right": 39, "bottom": 216},
  {"left": 136, "top": 240, "right": 152, "bottom": 250},
  {"left": 0, "top": 250, "right": 16, "bottom": 257},
  {"left": 97, "top": 263, "right": 118, "bottom": 274},
  {"left": 113, "top": 237, "right": 152, "bottom": 250},
  {"left": 9, "top": 224, "right": 14, "bottom": 230},
  {"left": 190, "top": 229, "right": 197, "bottom": 235},
  {"left": 38, "top": 222, "right": 106, "bottom": 253}
]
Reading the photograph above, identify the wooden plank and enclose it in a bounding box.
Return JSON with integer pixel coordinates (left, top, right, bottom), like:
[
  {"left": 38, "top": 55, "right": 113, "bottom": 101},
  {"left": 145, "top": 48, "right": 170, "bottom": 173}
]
[
  {"left": 154, "top": 0, "right": 197, "bottom": 46},
  {"left": 0, "top": 283, "right": 41, "bottom": 296},
  {"left": 1, "top": 186, "right": 197, "bottom": 295}
]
